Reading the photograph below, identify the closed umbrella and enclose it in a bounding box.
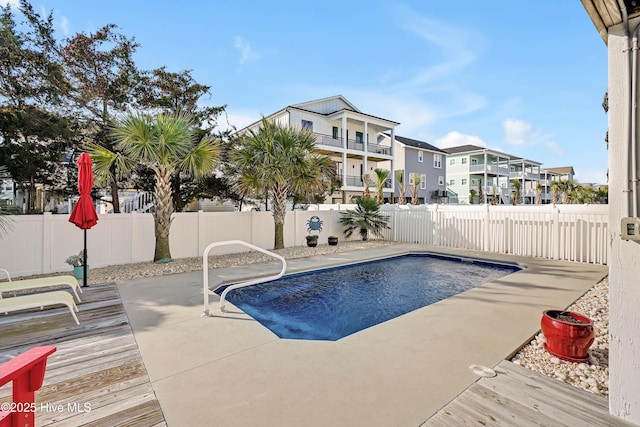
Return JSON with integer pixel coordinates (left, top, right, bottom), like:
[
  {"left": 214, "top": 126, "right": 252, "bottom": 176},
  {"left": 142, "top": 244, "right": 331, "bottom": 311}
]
[{"left": 68, "top": 153, "right": 98, "bottom": 287}]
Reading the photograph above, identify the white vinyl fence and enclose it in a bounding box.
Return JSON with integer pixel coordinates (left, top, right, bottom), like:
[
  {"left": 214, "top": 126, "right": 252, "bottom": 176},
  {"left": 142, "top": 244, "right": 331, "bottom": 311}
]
[
  {"left": 381, "top": 204, "right": 609, "bottom": 265},
  {"left": 0, "top": 210, "right": 349, "bottom": 277},
  {"left": 0, "top": 204, "right": 609, "bottom": 278}
]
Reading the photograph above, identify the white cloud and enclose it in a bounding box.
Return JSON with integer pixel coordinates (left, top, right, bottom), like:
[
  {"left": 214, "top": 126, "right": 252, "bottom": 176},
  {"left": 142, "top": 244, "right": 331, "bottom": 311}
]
[
  {"left": 503, "top": 119, "right": 532, "bottom": 145},
  {"left": 234, "top": 36, "right": 260, "bottom": 65},
  {"left": 544, "top": 140, "right": 563, "bottom": 155},
  {"left": 392, "top": 8, "right": 481, "bottom": 90},
  {"left": 59, "top": 15, "right": 70, "bottom": 36},
  {"left": 434, "top": 131, "right": 487, "bottom": 149}
]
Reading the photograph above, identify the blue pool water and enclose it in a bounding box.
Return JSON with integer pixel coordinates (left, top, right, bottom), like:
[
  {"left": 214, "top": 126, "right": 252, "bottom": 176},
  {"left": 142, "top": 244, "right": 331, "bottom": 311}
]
[{"left": 219, "top": 253, "right": 520, "bottom": 341}]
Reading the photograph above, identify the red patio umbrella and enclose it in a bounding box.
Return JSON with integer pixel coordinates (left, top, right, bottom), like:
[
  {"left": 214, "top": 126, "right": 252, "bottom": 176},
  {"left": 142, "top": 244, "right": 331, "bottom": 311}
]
[{"left": 69, "top": 153, "right": 98, "bottom": 287}]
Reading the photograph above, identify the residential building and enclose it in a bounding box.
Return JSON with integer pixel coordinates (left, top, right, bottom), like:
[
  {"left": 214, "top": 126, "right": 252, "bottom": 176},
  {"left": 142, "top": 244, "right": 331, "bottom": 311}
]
[
  {"left": 581, "top": 1, "right": 640, "bottom": 422},
  {"left": 540, "top": 166, "right": 575, "bottom": 204},
  {"left": 236, "top": 95, "right": 399, "bottom": 203},
  {"left": 444, "top": 145, "right": 542, "bottom": 204},
  {"left": 543, "top": 166, "right": 575, "bottom": 182},
  {"left": 390, "top": 135, "right": 448, "bottom": 203}
]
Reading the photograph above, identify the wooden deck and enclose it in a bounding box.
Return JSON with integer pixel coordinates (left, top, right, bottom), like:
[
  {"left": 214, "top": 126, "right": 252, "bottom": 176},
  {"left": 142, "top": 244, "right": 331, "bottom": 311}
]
[
  {"left": 424, "top": 360, "right": 635, "bottom": 427},
  {"left": 0, "top": 282, "right": 166, "bottom": 426}
]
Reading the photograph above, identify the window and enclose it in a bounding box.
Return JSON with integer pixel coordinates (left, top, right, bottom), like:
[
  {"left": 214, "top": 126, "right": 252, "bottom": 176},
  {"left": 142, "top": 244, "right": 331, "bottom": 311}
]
[
  {"left": 301, "top": 120, "right": 313, "bottom": 131},
  {"left": 332, "top": 126, "right": 339, "bottom": 139},
  {"left": 420, "top": 174, "right": 426, "bottom": 189},
  {"left": 461, "top": 158, "right": 467, "bottom": 165},
  {"left": 461, "top": 179, "right": 467, "bottom": 185},
  {"left": 434, "top": 154, "right": 442, "bottom": 168},
  {"left": 355, "top": 131, "right": 363, "bottom": 143},
  {"left": 438, "top": 176, "right": 444, "bottom": 186},
  {"left": 471, "top": 158, "right": 478, "bottom": 165},
  {"left": 450, "top": 159, "right": 455, "bottom": 165},
  {"left": 409, "top": 174, "right": 415, "bottom": 185},
  {"left": 449, "top": 179, "right": 455, "bottom": 185},
  {"left": 418, "top": 151, "right": 424, "bottom": 163},
  {"left": 471, "top": 179, "right": 477, "bottom": 186}
]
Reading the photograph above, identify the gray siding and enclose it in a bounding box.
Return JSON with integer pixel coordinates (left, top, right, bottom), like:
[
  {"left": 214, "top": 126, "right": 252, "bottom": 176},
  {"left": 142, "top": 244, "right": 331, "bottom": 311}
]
[{"left": 396, "top": 147, "right": 446, "bottom": 202}]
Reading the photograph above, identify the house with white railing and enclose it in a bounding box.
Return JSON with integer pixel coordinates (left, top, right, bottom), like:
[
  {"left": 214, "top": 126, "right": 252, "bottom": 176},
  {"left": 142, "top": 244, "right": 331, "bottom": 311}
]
[
  {"left": 386, "top": 135, "right": 449, "bottom": 203},
  {"left": 444, "top": 145, "right": 542, "bottom": 205},
  {"left": 235, "top": 95, "right": 400, "bottom": 203},
  {"left": 539, "top": 166, "right": 575, "bottom": 204}
]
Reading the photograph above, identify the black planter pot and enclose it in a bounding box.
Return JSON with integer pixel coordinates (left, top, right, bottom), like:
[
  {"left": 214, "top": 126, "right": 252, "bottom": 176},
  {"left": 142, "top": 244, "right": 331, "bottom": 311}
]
[
  {"left": 306, "top": 237, "right": 318, "bottom": 247},
  {"left": 328, "top": 236, "right": 338, "bottom": 246}
]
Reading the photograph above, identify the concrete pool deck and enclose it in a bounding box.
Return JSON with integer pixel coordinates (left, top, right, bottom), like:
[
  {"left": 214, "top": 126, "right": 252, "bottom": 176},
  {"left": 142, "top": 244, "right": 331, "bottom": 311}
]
[{"left": 117, "top": 244, "right": 608, "bottom": 426}]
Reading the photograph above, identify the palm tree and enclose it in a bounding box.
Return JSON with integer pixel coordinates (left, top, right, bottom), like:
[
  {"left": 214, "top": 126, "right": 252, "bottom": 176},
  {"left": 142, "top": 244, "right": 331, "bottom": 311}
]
[
  {"left": 410, "top": 173, "right": 421, "bottom": 205},
  {"left": 595, "top": 187, "right": 608, "bottom": 204},
  {"left": 511, "top": 179, "right": 522, "bottom": 205},
  {"left": 362, "top": 173, "right": 371, "bottom": 199},
  {"left": 568, "top": 181, "right": 580, "bottom": 204},
  {"left": 339, "top": 197, "right": 389, "bottom": 240},
  {"left": 478, "top": 179, "right": 485, "bottom": 204},
  {"left": 91, "top": 111, "right": 220, "bottom": 261},
  {"left": 232, "top": 118, "right": 336, "bottom": 250},
  {"left": 551, "top": 181, "right": 560, "bottom": 204},
  {"left": 371, "top": 168, "right": 390, "bottom": 204},
  {"left": 395, "top": 170, "right": 406, "bottom": 205},
  {"left": 469, "top": 189, "right": 477, "bottom": 204},
  {"left": 536, "top": 183, "right": 542, "bottom": 204},
  {"left": 558, "top": 180, "right": 570, "bottom": 204}
]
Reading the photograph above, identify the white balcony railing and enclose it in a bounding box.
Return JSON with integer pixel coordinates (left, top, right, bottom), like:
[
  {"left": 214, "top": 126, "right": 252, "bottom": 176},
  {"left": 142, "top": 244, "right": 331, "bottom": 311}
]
[
  {"left": 469, "top": 164, "right": 510, "bottom": 175},
  {"left": 312, "top": 133, "right": 391, "bottom": 156}
]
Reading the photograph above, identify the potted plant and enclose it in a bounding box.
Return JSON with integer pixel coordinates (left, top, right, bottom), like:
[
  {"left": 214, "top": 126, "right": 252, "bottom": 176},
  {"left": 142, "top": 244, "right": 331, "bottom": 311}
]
[
  {"left": 306, "top": 235, "right": 318, "bottom": 247},
  {"left": 65, "top": 250, "right": 88, "bottom": 280},
  {"left": 328, "top": 236, "right": 339, "bottom": 246},
  {"left": 540, "top": 310, "right": 595, "bottom": 362}
]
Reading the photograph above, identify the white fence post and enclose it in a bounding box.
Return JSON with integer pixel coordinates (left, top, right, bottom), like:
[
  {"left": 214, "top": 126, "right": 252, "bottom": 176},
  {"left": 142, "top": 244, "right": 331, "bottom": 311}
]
[
  {"left": 434, "top": 204, "right": 440, "bottom": 246},
  {"left": 553, "top": 206, "right": 561, "bottom": 260},
  {"left": 43, "top": 212, "right": 52, "bottom": 274},
  {"left": 483, "top": 204, "right": 490, "bottom": 252},
  {"left": 198, "top": 210, "right": 204, "bottom": 255}
]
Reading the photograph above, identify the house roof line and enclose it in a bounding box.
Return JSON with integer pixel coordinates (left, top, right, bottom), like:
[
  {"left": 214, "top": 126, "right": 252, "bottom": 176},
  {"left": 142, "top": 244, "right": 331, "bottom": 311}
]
[
  {"left": 393, "top": 135, "right": 448, "bottom": 154},
  {"left": 444, "top": 144, "right": 542, "bottom": 165},
  {"left": 291, "top": 95, "right": 361, "bottom": 113}
]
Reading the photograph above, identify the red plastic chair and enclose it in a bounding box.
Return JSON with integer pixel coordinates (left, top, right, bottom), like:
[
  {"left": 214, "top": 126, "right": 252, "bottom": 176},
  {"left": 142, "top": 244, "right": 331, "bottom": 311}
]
[{"left": 0, "top": 346, "right": 56, "bottom": 427}]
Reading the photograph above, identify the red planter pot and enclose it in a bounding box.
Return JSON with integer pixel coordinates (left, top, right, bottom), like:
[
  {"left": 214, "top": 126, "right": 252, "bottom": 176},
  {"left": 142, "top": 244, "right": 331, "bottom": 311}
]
[{"left": 541, "top": 310, "right": 595, "bottom": 363}]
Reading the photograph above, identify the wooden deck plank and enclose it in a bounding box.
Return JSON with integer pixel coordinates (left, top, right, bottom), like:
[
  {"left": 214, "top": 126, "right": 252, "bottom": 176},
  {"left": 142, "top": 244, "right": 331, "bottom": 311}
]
[
  {"left": 0, "top": 282, "right": 166, "bottom": 426},
  {"left": 485, "top": 361, "right": 611, "bottom": 424},
  {"left": 424, "top": 360, "right": 635, "bottom": 427}
]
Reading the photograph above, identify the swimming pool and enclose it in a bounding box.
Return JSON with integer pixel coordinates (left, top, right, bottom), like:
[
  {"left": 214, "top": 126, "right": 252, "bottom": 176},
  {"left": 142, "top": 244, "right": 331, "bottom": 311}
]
[{"left": 219, "top": 253, "right": 521, "bottom": 341}]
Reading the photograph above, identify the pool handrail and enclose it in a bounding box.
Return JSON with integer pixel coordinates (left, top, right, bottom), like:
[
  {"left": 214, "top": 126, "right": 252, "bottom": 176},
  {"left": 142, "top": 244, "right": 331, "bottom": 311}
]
[{"left": 202, "top": 240, "right": 287, "bottom": 316}]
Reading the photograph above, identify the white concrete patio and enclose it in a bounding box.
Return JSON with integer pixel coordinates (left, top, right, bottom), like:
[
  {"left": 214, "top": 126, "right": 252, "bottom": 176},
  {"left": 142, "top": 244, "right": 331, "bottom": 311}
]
[{"left": 116, "top": 244, "right": 607, "bottom": 426}]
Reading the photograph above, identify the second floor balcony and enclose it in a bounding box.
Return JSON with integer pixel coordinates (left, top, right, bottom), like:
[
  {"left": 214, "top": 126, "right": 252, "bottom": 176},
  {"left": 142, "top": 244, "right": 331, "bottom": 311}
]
[
  {"left": 510, "top": 171, "right": 541, "bottom": 180},
  {"left": 313, "top": 133, "right": 392, "bottom": 159},
  {"left": 342, "top": 174, "right": 392, "bottom": 189},
  {"left": 469, "top": 164, "right": 510, "bottom": 175}
]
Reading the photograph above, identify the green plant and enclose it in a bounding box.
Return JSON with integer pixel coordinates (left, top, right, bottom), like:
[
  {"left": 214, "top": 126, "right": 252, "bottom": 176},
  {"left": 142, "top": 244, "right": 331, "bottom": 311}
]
[
  {"left": 339, "top": 197, "right": 390, "bottom": 241},
  {"left": 91, "top": 111, "right": 220, "bottom": 261},
  {"left": 231, "top": 118, "right": 336, "bottom": 250},
  {"left": 306, "top": 234, "right": 319, "bottom": 241},
  {"left": 469, "top": 189, "right": 477, "bottom": 204},
  {"left": 65, "top": 250, "right": 86, "bottom": 267}
]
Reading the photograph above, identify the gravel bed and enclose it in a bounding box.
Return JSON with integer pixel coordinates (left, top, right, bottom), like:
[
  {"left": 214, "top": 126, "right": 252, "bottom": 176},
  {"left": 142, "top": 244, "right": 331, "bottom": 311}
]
[
  {"left": 511, "top": 276, "right": 609, "bottom": 397},
  {"left": 85, "top": 240, "right": 398, "bottom": 284}
]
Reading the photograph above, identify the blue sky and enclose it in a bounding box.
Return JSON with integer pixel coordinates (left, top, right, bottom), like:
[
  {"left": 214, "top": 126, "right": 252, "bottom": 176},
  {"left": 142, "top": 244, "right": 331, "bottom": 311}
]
[{"left": 6, "top": 1, "right": 609, "bottom": 183}]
